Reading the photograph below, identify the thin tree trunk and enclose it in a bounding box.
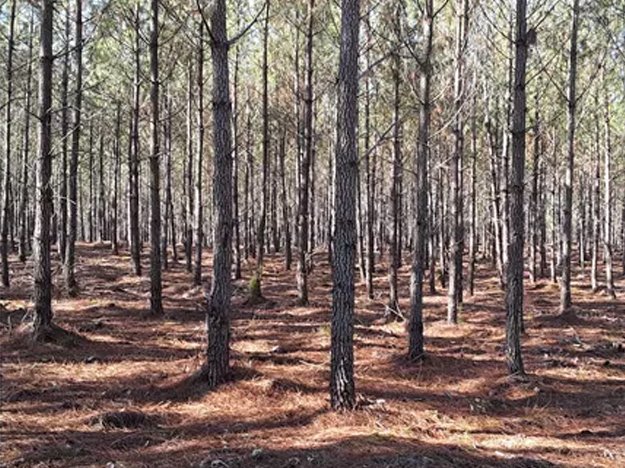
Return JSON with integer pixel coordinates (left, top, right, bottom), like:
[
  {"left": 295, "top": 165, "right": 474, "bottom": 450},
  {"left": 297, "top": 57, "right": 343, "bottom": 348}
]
[
  {"left": 57, "top": 4, "right": 70, "bottom": 264},
  {"left": 297, "top": 0, "right": 314, "bottom": 305},
  {"left": 194, "top": 20, "right": 205, "bottom": 286},
  {"left": 148, "top": 0, "right": 162, "bottom": 316},
  {"left": 468, "top": 94, "right": 477, "bottom": 296},
  {"left": 529, "top": 91, "right": 541, "bottom": 283},
  {"left": 448, "top": 0, "right": 467, "bottom": 324},
  {"left": 1, "top": 0, "right": 17, "bottom": 287},
  {"left": 364, "top": 14, "right": 374, "bottom": 300},
  {"left": 591, "top": 101, "right": 601, "bottom": 293},
  {"left": 97, "top": 134, "right": 105, "bottom": 243},
  {"left": 246, "top": 106, "right": 255, "bottom": 258},
  {"left": 505, "top": 0, "right": 529, "bottom": 375},
  {"left": 279, "top": 128, "right": 292, "bottom": 270},
  {"left": 550, "top": 154, "right": 557, "bottom": 283},
  {"left": 185, "top": 60, "right": 194, "bottom": 272},
  {"left": 33, "top": 0, "right": 55, "bottom": 338},
  {"left": 486, "top": 113, "right": 504, "bottom": 289},
  {"left": 622, "top": 200, "right": 625, "bottom": 277},
  {"left": 232, "top": 43, "right": 242, "bottom": 279},
  {"left": 112, "top": 102, "right": 121, "bottom": 255},
  {"left": 64, "top": 0, "right": 83, "bottom": 293},
  {"left": 388, "top": 24, "right": 401, "bottom": 315},
  {"left": 19, "top": 12, "right": 34, "bottom": 264},
  {"left": 559, "top": 0, "right": 579, "bottom": 314},
  {"left": 251, "top": 0, "right": 271, "bottom": 300},
  {"left": 603, "top": 84, "right": 615, "bottom": 298},
  {"left": 88, "top": 123, "right": 94, "bottom": 243},
  {"left": 129, "top": 2, "right": 142, "bottom": 276},
  {"left": 167, "top": 93, "right": 177, "bottom": 263},
  {"left": 408, "top": 0, "right": 433, "bottom": 361}
]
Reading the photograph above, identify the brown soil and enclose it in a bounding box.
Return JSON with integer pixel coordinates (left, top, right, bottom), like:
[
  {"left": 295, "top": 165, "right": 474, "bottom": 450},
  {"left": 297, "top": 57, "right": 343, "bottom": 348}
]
[{"left": 1, "top": 243, "right": 624, "bottom": 467}]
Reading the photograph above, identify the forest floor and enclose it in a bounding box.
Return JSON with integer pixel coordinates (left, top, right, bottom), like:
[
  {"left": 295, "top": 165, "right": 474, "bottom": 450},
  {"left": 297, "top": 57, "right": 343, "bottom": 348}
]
[{"left": 1, "top": 243, "right": 624, "bottom": 468}]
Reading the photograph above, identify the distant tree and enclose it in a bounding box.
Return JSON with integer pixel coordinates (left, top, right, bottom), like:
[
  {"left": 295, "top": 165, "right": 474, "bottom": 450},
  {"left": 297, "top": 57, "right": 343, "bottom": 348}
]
[{"left": 559, "top": 0, "right": 579, "bottom": 314}]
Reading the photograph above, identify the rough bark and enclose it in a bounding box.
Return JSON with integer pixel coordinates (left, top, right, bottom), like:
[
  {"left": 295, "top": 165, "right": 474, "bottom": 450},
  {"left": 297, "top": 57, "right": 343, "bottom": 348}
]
[
  {"left": 330, "top": 0, "right": 360, "bottom": 411},
  {"left": 129, "top": 2, "right": 142, "bottom": 276},
  {"left": 388, "top": 19, "right": 401, "bottom": 315},
  {"left": 204, "top": 0, "right": 234, "bottom": 388},
  {"left": 505, "top": 0, "right": 529, "bottom": 376},
  {"left": 408, "top": 0, "right": 433, "bottom": 361},
  {"left": 33, "top": 0, "right": 55, "bottom": 338},
  {"left": 148, "top": 0, "right": 163, "bottom": 316}
]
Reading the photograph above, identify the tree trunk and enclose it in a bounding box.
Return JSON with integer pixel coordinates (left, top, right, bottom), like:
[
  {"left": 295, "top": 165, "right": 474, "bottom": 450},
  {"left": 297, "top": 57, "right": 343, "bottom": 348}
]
[
  {"left": 486, "top": 103, "right": 505, "bottom": 289},
  {"left": 364, "top": 15, "right": 374, "bottom": 300},
  {"left": 559, "top": 0, "right": 579, "bottom": 314},
  {"left": 408, "top": 0, "right": 433, "bottom": 361},
  {"left": 129, "top": 3, "right": 142, "bottom": 276},
  {"left": 529, "top": 91, "right": 541, "bottom": 283},
  {"left": 185, "top": 61, "right": 194, "bottom": 272},
  {"left": 330, "top": 0, "right": 360, "bottom": 411},
  {"left": 468, "top": 94, "right": 477, "bottom": 296},
  {"left": 205, "top": 0, "right": 234, "bottom": 388},
  {"left": 232, "top": 43, "right": 242, "bottom": 279},
  {"left": 279, "top": 128, "right": 292, "bottom": 270},
  {"left": 33, "top": 0, "right": 55, "bottom": 338},
  {"left": 251, "top": 0, "right": 271, "bottom": 300},
  {"left": 622, "top": 200, "right": 625, "bottom": 277},
  {"left": 64, "top": 0, "right": 83, "bottom": 293},
  {"left": 97, "top": 134, "right": 105, "bottom": 243},
  {"left": 88, "top": 123, "right": 94, "bottom": 243},
  {"left": 591, "top": 99, "right": 601, "bottom": 293},
  {"left": 505, "top": 0, "right": 529, "bottom": 376},
  {"left": 194, "top": 20, "right": 205, "bottom": 286},
  {"left": 388, "top": 23, "right": 401, "bottom": 315},
  {"left": 448, "top": 0, "right": 468, "bottom": 324},
  {"left": 246, "top": 107, "right": 255, "bottom": 259},
  {"left": 19, "top": 12, "right": 34, "bottom": 264},
  {"left": 603, "top": 84, "right": 615, "bottom": 298},
  {"left": 550, "top": 156, "right": 557, "bottom": 283},
  {"left": 148, "top": 0, "right": 162, "bottom": 316},
  {"left": 297, "top": 0, "right": 314, "bottom": 305},
  {"left": 57, "top": 4, "right": 70, "bottom": 264},
  {"left": 1, "top": 0, "right": 17, "bottom": 287},
  {"left": 164, "top": 92, "right": 176, "bottom": 265},
  {"left": 112, "top": 102, "right": 121, "bottom": 255}
]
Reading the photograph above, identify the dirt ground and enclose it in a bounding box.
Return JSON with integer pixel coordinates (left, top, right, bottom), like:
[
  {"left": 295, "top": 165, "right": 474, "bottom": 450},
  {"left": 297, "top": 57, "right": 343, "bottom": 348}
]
[{"left": 1, "top": 243, "right": 624, "bottom": 467}]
